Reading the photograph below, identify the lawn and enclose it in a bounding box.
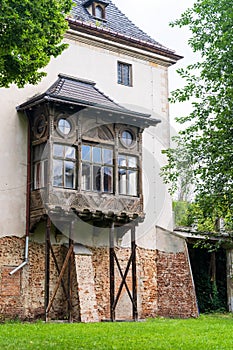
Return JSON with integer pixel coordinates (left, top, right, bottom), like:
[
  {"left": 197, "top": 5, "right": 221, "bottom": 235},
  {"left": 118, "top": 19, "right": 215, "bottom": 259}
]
[{"left": 0, "top": 314, "right": 233, "bottom": 349}]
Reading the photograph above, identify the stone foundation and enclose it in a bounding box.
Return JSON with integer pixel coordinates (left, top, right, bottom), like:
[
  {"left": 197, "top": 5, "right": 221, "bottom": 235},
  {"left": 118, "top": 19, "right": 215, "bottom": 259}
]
[{"left": 0, "top": 236, "right": 198, "bottom": 321}]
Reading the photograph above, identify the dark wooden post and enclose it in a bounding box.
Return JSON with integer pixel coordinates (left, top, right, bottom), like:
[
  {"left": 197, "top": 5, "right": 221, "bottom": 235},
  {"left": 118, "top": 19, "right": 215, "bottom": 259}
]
[
  {"left": 68, "top": 220, "right": 74, "bottom": 322},
  {"left": 109, "top": 221, "right": 115, "bottom": 321},
  {"left": 131, "top": 224, "right": 138, "bottom": 321},
  {"left": 45, "top": 216, "right": 51, "bottom": 321}
]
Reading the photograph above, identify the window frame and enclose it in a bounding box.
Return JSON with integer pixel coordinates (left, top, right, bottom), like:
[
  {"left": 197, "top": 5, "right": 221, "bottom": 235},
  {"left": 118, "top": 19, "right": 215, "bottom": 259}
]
[
  {"left": 117, "top": 61, "right": 132, "bottom": 87},
  {"left": 118, "top": 154, "right": 139, "bottom": 197},
  {"left": 33, "top": 143, "right": 48, "bottom": 190},
  {"left": 92, "top": 3, "right": 106, "bottom": 20},
  {"left": 53, "top": 144, "right": 76, "bottom": 190},
  {"left": 81, "top": 143, "right": 114, "bottom": 194}
]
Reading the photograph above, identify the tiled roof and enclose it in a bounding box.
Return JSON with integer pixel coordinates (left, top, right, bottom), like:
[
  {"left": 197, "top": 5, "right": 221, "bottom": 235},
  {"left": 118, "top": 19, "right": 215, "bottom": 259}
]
[
  {"left": 17, "top": 74, "right": 161, "bottom": 127},
  {"left": 46, "top": 74, "right": 127, "bottom": 111},
  {"left": 70, "top": 0, "right": 169, "bottom": 51}
]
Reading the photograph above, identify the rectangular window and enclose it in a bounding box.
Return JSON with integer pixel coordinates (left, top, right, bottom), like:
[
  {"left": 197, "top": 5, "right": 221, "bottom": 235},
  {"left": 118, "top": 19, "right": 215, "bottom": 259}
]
[
  {"left": 117, "top": 62, "right": 132, "bottom": 86},
  {"left": 118, "top": 155, "right": 138, "bottom": 196},
  {"left": 53, "top": 144, "right": 76, "bottom": 189},
  {"left": 33, "top": 143, "right": 48, "bottom": 190},
  {"left": 34, "top": 160, "right": 48, "bottom": 189},
  {"left": 81, "top": 144, "right": 113, "bottom": 193}
]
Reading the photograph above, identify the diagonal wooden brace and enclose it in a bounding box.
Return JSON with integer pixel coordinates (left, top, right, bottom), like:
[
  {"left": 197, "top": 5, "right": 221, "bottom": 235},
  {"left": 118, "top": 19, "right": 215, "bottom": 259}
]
[{"left": 46, "top": 244, "right": 74, "bottom": 315}]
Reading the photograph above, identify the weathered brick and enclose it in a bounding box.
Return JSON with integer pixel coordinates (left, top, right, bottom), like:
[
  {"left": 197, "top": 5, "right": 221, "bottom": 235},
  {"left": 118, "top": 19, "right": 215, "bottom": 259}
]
[{"left": 0, "top": 237, "right": 198, "bottom": 321}]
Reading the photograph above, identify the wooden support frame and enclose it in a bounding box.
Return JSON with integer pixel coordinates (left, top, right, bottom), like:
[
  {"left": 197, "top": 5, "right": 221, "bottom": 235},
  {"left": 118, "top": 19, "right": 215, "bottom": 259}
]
[
  {"left": 44, "top": 216, "right": 75, "bottom": 322},
  {"left": 109, "top": 223, "right": 138, "bottom": 321}
]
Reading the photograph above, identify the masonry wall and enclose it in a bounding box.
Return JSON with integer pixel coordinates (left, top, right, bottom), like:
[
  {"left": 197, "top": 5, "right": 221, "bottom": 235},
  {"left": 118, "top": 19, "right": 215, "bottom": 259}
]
[
  {"left": 157, "top": 251, "right": 198, "bottom": 318},
  {"left": 0, "top": 236, "right": 198, "bottom": 321},
  {"left": 0, "top": 236, "right": 75, "bottom": 321}
]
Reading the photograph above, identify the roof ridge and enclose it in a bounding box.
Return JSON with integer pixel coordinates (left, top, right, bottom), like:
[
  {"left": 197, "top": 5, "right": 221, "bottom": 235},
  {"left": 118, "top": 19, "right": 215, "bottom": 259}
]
[{"left": 58, "top": 73, "right": 96, "bottom": 86}]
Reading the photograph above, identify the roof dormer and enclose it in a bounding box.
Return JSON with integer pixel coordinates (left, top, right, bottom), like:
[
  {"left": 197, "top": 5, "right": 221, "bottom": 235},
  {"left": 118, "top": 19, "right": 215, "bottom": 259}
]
[{"left": 83, "top": 0, "right": 109, "bottom": 20}]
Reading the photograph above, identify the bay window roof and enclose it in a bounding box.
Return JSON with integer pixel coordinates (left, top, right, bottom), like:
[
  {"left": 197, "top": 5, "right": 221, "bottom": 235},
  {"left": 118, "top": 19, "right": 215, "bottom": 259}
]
[{"left": 17, "top": 74, "right": 161, "bottom": 128}]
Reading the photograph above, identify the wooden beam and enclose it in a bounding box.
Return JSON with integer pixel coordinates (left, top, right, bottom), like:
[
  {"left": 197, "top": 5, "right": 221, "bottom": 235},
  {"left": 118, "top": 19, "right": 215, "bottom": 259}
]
[
  {"left": 109, "top": 222, "right": 115, "bottom": 321},
  {"left": 45, "top": 216, "right": 51, "bottom": 321},
  {"left": 46, "top": 244, "right": 74, "bottom": 316}
]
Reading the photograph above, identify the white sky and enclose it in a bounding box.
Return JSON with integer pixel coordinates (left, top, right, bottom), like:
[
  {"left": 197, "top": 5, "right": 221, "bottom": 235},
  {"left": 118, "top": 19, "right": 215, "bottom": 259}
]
[{"left": 114, "top": 0, "right": 197, "bottom": 128}]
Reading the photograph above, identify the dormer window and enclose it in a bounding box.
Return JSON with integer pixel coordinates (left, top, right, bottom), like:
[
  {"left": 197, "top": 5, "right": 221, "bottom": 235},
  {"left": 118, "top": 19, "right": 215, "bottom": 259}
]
[
  {"left": 84, "top": 1, "right": 108, "bottom": 20},
  {"left": 95, "top": 5, "right": 104, "bottom": 19}
]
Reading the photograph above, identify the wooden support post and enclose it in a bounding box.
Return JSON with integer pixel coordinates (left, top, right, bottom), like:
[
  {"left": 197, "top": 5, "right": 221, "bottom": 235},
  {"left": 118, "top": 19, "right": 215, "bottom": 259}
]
[
  {"left": 131, "top": 224, "right": 138, "bottom": 321},
  {"left": 68, "top": 221, "right": 74, "bottom": 323},
  {"left": 109, "top": 222, "right": 115, "bottom": 321},
  {"left": 45, "top": 216, "right": 51, "bottom": 322}
]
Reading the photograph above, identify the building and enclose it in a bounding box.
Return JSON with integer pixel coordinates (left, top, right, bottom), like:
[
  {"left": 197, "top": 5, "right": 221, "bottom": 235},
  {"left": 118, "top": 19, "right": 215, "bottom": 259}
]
[{"left": 0, "top": 0, "right": 198, "bottom": 321}]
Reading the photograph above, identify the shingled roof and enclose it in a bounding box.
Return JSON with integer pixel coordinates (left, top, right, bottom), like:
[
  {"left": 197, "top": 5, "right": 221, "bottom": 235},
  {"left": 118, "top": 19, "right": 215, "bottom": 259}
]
[
  {"left": 69, "top": 0, "right": 179, "bottom": 58},
  {"left": 17, "top": 74, "right": 161, "bottom": 127},
  {"left": 71, "top": 0, "right": 164, "bottom": 48}
]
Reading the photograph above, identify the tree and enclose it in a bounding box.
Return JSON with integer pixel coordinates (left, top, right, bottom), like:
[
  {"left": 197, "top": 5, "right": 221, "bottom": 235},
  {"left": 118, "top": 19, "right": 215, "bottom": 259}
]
[
  {"left": 162, "top": 0, "right": 233, "bottom": 235},
  {"left": 0, "top": 0, "right": 73, "bottom": 88}
]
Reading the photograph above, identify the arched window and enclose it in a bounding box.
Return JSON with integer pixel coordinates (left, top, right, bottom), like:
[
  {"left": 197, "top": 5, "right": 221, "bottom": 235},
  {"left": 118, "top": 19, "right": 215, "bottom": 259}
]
[{"left": 95, "top": 5, "right": 104, "bottom": 19}]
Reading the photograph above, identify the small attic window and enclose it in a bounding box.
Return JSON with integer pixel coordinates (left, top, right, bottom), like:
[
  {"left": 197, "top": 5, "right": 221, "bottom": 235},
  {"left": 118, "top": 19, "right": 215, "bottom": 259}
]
[
  {"left": 92, "top": 2, "right": 106, "bottom": 20},
  {"left": 95, "top": 5, "right": 104, "bottom": 19}
]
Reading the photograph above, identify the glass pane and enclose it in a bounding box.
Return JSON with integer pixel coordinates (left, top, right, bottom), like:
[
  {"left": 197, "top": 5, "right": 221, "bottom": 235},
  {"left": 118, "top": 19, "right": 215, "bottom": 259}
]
[
  {"left": 34, "top": 162, "right": 41, "bottom": 190},
  {"left": 103, "top": 167, "right": 113, "bottom": 193},
  {"left": 93, "top": 147, "right": 101, "bottom": 164},
  {"left": 128, "top": 156, "right": 137, "bottom": 168},
  {"left": 95, "top": 5, "right": 103, "bottom": 19},
  {"left": 82, "top": 164, "right": 91, "bottom": 191},
  {"left": 58, "top": 118, "right": 71, "bottom": 135},
  {"left": 43, "top": 160, "right": 48, "bottom": 188},
  {"left": 122, "top": 130, "right": 133, "bottom": 146},
  {"left": 82, "top": 145, "right": 91, "bottom": 161},
  {"left": 65, "top": 146, "right": 75, "bottom": 160},
  {"left": 118, "top": 154, "right": 127, "bottom": 167},
  {"left": 93, "top": 165, "right": 101, "bottom": 191},
  {"left": 118, "top": 169, "right": 127, "bottom": 195},
  {"left": 118, "top": 63, "right": 122, "bottom": 84},
  {"left": 128, "top": 170, "right": 137, "bottom": 196},
  {"left": 53, "top": 159, "right": 63, "bottom": 187},
  {"left": 103, "top": 148, "right": 113, "bottom": 165},
  {"left": 34, "top": 143, "right": 46, "bottom": 161},
  {"left": 122, "top": 65, "right": 130, "bottom": 86},
  {"left": 65, "top": 161, "right": 75, "bottom": 189},
  {"left": 54, "top": 144, "right": 64, "bottom": 158}
]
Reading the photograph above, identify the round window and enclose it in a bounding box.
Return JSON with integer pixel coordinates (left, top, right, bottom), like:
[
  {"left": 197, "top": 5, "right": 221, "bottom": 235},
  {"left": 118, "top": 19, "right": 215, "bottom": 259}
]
[
  {"left": 58, "top": 118, "right": 71, "bottom": 135},
  {"left": 121, "top": 130, "right": 134, "bottom": 147},
  {"left": 34, "top": 115, "right": 46, "bottom": 138}
]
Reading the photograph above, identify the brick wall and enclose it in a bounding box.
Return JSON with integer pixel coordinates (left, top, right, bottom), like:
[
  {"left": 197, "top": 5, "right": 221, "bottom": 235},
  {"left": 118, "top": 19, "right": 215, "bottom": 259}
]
[
  {"left": 0, "top": 237, "right": 76, "bottom": 321},
  {"left": 157, "top": 251, "right": 198, "bottom": 318},
  {"left": 0, "top": 236, "right": 198, "bottom": 321}
]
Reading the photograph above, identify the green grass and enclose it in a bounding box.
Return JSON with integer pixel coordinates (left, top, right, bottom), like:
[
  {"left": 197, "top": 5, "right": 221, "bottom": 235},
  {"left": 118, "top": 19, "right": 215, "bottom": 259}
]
[{"left": 0, "top": 314, "right": 233, "bottom": 349}]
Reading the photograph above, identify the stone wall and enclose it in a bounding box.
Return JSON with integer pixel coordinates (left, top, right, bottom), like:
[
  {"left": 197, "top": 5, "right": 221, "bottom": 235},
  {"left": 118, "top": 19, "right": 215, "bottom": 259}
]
[{"left": 0, "top": 236, "right": 198, "bottom": 321}]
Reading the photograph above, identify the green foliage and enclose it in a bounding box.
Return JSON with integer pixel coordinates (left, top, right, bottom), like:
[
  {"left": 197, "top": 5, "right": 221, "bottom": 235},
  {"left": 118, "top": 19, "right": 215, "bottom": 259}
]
[
  {"left": 161, "top": 0, "right": 233, "bottom": 236},
  {"left": 189, "top": 247, "right": 227, "bottom": 313},
  {"left": 1, "top": 315, "right": 233, "bottom": 349},
  {"left": 0, "top": 0, "right": 73, "bottom": 88},
  {"left": 173, "top": 201, "right": 194, "bottom": 227},
  {"left": 195, "top": 273, "right": 226, "bottom": 313}
]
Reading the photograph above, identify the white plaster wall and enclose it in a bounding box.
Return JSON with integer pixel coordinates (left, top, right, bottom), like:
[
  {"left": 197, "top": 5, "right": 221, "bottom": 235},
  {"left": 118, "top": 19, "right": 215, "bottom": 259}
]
[{"left": 0, "top": 34, "right": 173, "bottom": 240}]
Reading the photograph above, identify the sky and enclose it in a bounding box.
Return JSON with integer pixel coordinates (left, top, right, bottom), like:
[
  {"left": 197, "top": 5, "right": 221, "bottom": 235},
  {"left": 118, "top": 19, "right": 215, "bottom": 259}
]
[{"left": 113, "top": 0, "right": 197, "bottom": 128}]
